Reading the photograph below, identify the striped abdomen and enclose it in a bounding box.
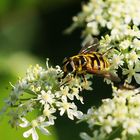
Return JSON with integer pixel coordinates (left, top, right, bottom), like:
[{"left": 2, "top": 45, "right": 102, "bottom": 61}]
[
  {"left": 83, "top": 52, "right": 110, "bottom": 72},
  {"left": 62, "top": 52, "right": 110, "bottom": 75}
]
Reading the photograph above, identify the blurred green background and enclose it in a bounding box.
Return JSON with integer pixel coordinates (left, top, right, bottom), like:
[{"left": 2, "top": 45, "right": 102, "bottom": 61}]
[{"left": 0, "top": 0, "right": 112, "bottom": 140}]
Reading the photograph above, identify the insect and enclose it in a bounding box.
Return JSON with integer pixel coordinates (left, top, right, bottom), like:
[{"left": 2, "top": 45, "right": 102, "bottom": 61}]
[{"left": 62, "top": 38, "right": 120, "bottom": 83}]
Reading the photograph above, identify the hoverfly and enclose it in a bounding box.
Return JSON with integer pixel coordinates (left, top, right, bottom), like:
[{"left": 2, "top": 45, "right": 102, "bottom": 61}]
[{"left": 62, "top": 38, "right": 120, "bottom": 83}]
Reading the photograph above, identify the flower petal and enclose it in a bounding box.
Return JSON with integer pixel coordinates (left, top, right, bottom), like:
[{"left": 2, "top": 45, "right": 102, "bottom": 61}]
[
  {"left": 32, "top": 128, "right": 39, "bottom": 140},
  {"left": 60, "top": 108, "right": 65, "bottom": 116},
  {"left": 19, "top": 118, "right": 30, "bottom": 128},
  {"left": 74, "top": 111, "right": 83, "bottom": 119},
  {"left": 134, "top": 73, "right": 140, "bottom": 84},
  {"left": 23, "top": 128, "right": 33, "bottom": 138},
  {"left": 67, "top": 110, "right": 74, "bottom": 120},
  {"left": 42, "top": 121, "right": 54, "bottom": 127},
  {"left": 38, "top": 126, "right": 50, "bottom": 135}
]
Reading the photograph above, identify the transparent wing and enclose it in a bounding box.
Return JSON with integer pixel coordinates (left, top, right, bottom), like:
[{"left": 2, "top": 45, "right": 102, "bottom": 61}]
[
  {"left": 79, "top": 37, "right": 99, "bottom": 54},
  {"left": 86, "top": 67, "right": 121, "bottom": 82}
]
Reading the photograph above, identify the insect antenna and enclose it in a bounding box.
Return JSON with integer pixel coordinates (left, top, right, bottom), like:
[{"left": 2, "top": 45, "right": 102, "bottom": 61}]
[
  {"left": 79, "top": 37, "right": 100, "bottom": 54},
  {"left": 102, "top": 47, "right": 114, "bottom": 56}
]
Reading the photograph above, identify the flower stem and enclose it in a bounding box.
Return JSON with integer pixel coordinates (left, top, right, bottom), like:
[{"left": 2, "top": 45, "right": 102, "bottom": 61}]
[{"left": 105, "top": 125, "right": 122, "bottom": 140}]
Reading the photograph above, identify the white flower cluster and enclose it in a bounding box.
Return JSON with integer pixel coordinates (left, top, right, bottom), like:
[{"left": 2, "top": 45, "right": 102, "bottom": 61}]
[
  {"left": 7, "top": 60, "right": 92, "bottom": 140},
  {"left": 68, "top": 1, "right": 140, "bottom": 139},
  {"left": 6, "top": 1, "right": 140, "bottom": 140},
  {"left": 99, "top": 25, "right": 140, "bottom": 85},
  {"left": 80, "top": 87, "right": 140, "bottom": 140},
  {"left": 69, "top": 0, "right": 140, "bottom": 37},
  {"left": 67, "top": 0, "right": 140, "bottom": 86}
]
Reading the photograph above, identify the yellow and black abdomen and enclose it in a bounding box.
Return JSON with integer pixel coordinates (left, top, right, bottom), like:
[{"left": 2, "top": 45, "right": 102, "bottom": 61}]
[
  {"left": 62, "top": 52, "right": 110, "bottom": 77},
  {"left": 84, "top": 52, "right": 110, "bottom": 73}
]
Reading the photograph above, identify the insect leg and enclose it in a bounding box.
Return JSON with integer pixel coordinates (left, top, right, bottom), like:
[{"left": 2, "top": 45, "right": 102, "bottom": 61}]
[
  {"left": 70, "top": 60, "right": 76, "bottom": 72},
  {"left": 81, "top": 74, "right": 87, "bottom": 83}
]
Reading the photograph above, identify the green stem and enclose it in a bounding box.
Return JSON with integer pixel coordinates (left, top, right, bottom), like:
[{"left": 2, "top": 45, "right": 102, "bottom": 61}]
[
  {"left": 105, "top": 125, "right": 122, "bottom": 140},
  {"left": 24, "top": 89, "right": 37, "bottom": 96},
  {"left": 19, "top": 98, "right": 32, "bottom": 101}
]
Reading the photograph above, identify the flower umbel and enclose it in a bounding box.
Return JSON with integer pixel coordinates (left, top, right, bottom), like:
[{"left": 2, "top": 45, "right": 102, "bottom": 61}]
[
  {"left": 80, "top": 87, "right": 140, "bottom": 140},
  {"left": 98, "top": 26, "right": 140, "bottom": 85},
  {"left": 5, "top": 60, "right": 92, "bottom": 140},
  {"left": 68, "top": 0, "right": 140, "bottom": 37},
  {"left": 4, "top": 1, "right": 140, "bottom": 140}
]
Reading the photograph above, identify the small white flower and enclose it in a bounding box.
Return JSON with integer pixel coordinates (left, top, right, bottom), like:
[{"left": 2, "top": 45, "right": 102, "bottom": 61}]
[
  {"left": 111, "top": 54, "right": 124, "bottom": 69},
  {"left": 19, "top": 117, "right": 53, "bottom": 140},
  {"left": 55, "top": 86, "right": 72, "bottom": 101},
  {"left": 43, "top": 104, "right": 56, "bottom": 124},
  {"left": 125, "top": 15, "right": 131, "bottom": 24},
  {"left": 38, "top": 90, "right": 55, "bottom": 105},
  {"left": 129, "top": 94, "right": 140, "bottom": 107},
  {"left": 81, "top": 80, "right": 93, "bottom": 91},
  {"left": 71, "top": 87, "right": 84, "bottom": 103},
  {"left": 125, "top": 50, "right": 140, "bottom": 66},
  {"left": 123, "top": 64, "right": 140, "bottom": 84},
  {"left": 133, "top": 38, "right": 140, "bottom": 50},
  {"left": 111, "top": 28, "right": 123, "bottom": 40},
  {"left": 56, "top": 98, "right": 83, "bottom": 120},
  {"left": 123, "top": 118, "right": 140, "bottom": 135},
  {"left": 119, "top": 40, "right": 131, "bottom": 50},
  {"left": 87, "top": 21, "right": 99, "bottom": 35}
]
